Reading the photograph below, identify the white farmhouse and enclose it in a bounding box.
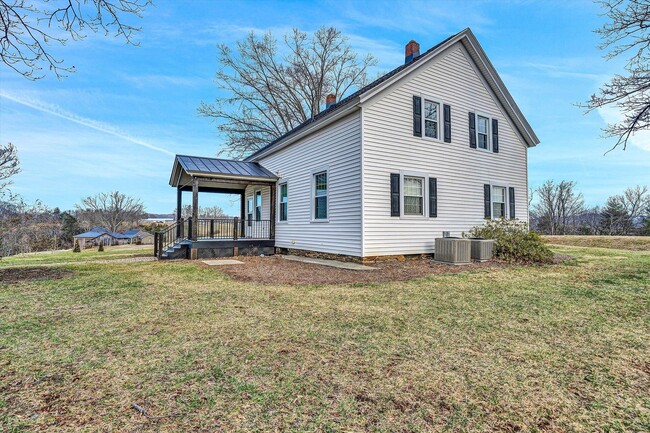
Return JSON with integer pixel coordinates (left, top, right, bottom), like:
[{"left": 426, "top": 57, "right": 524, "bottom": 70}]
[{"left": 163, "top": 28, "right": 539, "bottom": 261}]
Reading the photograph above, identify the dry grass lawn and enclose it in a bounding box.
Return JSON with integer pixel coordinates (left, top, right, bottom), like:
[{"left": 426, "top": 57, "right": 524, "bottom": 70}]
[
  {"left": 544, "top": 235, "right": 650, "bottom": 251},
  {"left": 1, "top": 245, "right": 649, "bottom": 432},
  {"left": 0, "top": 245, "right": 153, "bottom": 267}
]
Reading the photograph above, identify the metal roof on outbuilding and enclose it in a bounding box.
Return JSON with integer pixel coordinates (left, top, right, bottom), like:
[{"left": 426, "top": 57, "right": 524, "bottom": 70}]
[{"left": 73, "top": 231, "right": 106, "bottom": 238}]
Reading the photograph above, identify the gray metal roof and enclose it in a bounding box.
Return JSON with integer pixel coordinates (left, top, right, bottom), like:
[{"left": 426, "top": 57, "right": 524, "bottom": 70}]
[{"left": 176, "top": 155, "right": 276, "bottom": 179}]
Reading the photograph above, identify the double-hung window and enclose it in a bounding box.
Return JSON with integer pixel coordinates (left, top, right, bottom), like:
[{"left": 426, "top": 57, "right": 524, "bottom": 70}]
[
  {"left": 255, "top": 190, "right": 262, "bottom": 221},
  {"left": 247, "top": 198, "right": 253, "bottom": 226},
  {"left": 403, "top": 176, "right": 424, "bottom": 216},
  {"left": 423, "top": 99, "right": 440, "bottom": 139},
  {"left": 492, "top": 185, "right": 506, "bottom": 218},
  {"left": 313, "top": 172, "right": 328, "bottom": 220},
  {"left": 279, "top": 183, "right": 288, "bottom": 221},
  {"left": 477, "top": 115, "right": 490, "bottom": 150}
]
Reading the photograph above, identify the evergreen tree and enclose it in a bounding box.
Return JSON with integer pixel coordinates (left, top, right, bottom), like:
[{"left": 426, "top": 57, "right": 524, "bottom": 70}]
[
  {"left": 60, "top": 212, "right": 82, "bottom": 246},
  {"left": 98, "top": 243, "right": 104, "bottom": 252},
  {"left": 73, "top": 240, "right": 81, "bottom": 253},
  {"left": 599, "top": 197, "right": 632, "bottom": 235}
]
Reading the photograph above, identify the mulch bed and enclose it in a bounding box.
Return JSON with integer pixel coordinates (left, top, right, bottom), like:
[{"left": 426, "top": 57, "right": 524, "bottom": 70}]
[
  {"left": 209, "top": 256, "right": 510, "bottom": 285},
  {"left": 0, "top": 267, "right": 73, "bottom": 284}
]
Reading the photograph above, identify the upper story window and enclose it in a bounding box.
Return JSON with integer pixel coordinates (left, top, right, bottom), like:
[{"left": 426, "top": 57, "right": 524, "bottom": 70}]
[
  {"left": 255, "top": 190, "right": 262, "bottom": 221},
  {"left": 279, "top": 183, "right": 288, "bottom": 221},
  {"left": 477, "top": 115, "right": 490, "bottom": 150},
  {"left": 492, "top": 185, "right": 506, "bottom": 218},
  {"left": 313, "top": 171, "right": 328, "bottom": 220},
  {"left": 403, "top": 176, "right": 424, "bottom": 216},
  {"left": 423, "top": 99, "right": 440, "bottom": 139}
]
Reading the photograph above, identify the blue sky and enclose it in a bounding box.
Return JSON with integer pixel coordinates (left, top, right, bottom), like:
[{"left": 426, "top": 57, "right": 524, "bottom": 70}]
[{"left": 1, "top": 0, "right": 648, "bottom": 215}]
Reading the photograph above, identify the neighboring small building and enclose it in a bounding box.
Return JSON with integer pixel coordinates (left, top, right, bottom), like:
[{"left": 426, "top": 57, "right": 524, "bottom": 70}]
[
  {"left": 123, "top": 229, "right": 154, "bottom": 245},
  {"left": 73, "top": 230, "right": 119, "bottom": 249},
  {"left": 72, "top": 228, "right": 131, "bottom": 249}
]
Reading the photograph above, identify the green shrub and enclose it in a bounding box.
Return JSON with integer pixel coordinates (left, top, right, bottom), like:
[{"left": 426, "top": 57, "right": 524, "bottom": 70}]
[
  {"left": 469, "top": 219, "right": 554, "bottom": 264},
  {"left": 73, "top": 240, "right": 81, "bottom": 253},
  {"left": 98, "top": 243, "right": 104, "bottom": 252}
]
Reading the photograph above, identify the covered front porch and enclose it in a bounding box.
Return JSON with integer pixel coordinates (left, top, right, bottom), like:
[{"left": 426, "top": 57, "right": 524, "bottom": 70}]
[{"left": 156, "top": 155, "right": 278, "bottom": 259}]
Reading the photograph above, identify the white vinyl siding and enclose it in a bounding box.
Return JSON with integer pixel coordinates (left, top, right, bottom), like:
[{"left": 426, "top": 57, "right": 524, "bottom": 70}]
[
  {"left": 257, "top": 112, "right": 362, "bottom": 256},
  {"left": 361, "top": 42, "right": 529, "bottom": 256},
  {"left": 244, "top": 185, "right": 271, "bottom": 238}
]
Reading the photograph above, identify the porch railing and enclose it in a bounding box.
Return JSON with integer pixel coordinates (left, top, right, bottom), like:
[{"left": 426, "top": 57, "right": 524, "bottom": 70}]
[
  {"left": 193, "top": 218, "right": 272, "bottom": 240},
  {"left": 154, "top": 218, "right": 186, "bottom": 259},
  {"left": 154, "top": 217, "right": 272, "bottom": 258}
]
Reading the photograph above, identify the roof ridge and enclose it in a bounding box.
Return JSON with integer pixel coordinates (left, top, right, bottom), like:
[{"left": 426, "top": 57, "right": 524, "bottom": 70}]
[
  {"left": 176, "top": 154, "right": 262, "bottom": 164},
  {"left": 244, "top": 29, "right": 465, "bottom": 161}
]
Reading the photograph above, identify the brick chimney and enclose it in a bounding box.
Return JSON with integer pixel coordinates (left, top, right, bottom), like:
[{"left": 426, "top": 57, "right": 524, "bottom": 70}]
[
  {"left": 405, "top": 40, "right": 420, "bottom": 63},
  {"left": 325, "top": 93, "right": 336, "bottom": 109}
]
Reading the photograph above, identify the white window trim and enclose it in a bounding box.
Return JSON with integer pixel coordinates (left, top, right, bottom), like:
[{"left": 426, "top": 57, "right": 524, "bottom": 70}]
[
  {"left": 277, "top": 179, "right": 288, "bottom": 224},
  {"left": 399, "top": 170, "right": 431, "bottom": 220},
  {"left": 474, "top": 111, "right": 492, "bottom": 152},
  {"left": 311, "top": 167, "right": 329, "bottom": 223},
  {"left": 421, "top": 95, "right": 444, "bottom": 142},
  {"left": 489, "top": 181, "right": 510, "bottom": 220}
]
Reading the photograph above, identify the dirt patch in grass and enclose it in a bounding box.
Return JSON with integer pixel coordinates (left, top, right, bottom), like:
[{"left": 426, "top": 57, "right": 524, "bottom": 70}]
[
  {"left": 0, "top": 267, "right": 72, "bottom": 284},
  {"left": 210, "top": 255, "right": 509, "bottom": 285}
]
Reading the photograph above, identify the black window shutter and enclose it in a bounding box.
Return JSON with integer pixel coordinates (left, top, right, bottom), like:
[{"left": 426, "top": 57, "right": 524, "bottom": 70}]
[
  {"left": 429, "top": 177, "right": 438, "bottom": 217},
  {"left": 509, "top": 187, "right": 515, "bottom": 219},
  {"left": 469, "top": 112, "right": 476, "bottom": 148},
  {"left": 390, "top": 173, "right": 400, "bottom": 217},
  {"left": 484, "top": 184, "right": 491, "bottom": 218},
  {"left": 492, "top": 118, "right": 499, "bottom": 153},
  {"left": 413, "top": 96, "right": 422, "bottom": 137},
  {"left": 443, "top": 104, "right": 451, "bottom": 143}
]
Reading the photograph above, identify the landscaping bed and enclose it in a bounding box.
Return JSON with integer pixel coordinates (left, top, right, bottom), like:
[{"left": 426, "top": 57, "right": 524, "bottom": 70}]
[{"left": 211, "top": 255, "right": 507, "bottom": 285}]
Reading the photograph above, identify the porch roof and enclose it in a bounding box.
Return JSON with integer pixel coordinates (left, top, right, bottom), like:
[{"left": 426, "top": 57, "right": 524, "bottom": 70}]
[{"left": 169, "top": 155, "right": 277, "bottom": 188}]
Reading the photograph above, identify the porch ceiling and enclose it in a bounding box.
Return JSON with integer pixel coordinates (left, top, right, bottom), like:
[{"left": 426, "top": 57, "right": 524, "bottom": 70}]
[{"left": 169, "top": 154, "right": 278, "bottom": 189}]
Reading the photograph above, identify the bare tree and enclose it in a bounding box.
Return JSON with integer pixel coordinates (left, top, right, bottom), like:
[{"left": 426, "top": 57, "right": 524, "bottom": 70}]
[
  {"left": 607, "top": 184, "right": 649, "bottom": 233},
  {"left": 76, "top": 191, "right": 145, "bottom": 232},
  {"left": 199, "top": 26, "right": 377, "bottom": 158},
  {"left": 582, "top": 0, "right": 650, "bottom": 151},
  {"left": 578, "top": 206, "right": 603, "bottom": 235},
  {"left": 618, "top": 184, "right": 649, "bottom": 220},
  {"left": 0, "top": 142, "right": 20, "bottom": 191},
  {"left": 532, "top": 180, "right": 585, "bottom": 235},
  {"left": 175, "top": 204, "right": 226, "bottom": 219},
  {"left": 0, "top": 0, "right": 151, "bottom": 80}
]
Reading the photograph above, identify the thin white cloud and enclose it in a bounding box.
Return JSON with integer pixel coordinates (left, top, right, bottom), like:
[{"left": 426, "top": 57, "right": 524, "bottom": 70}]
[
  {"left": 338, "top": 0, "right": 493, "bottom": 35},
  {"left": 0, "top": 91, "right": 175, "bottom": 156},
  {"left": 597, "top": 105, "right": 650, "bottom": 152},
  {"left": 522, "top": 62, "right": 605, "bottom": 81}
]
